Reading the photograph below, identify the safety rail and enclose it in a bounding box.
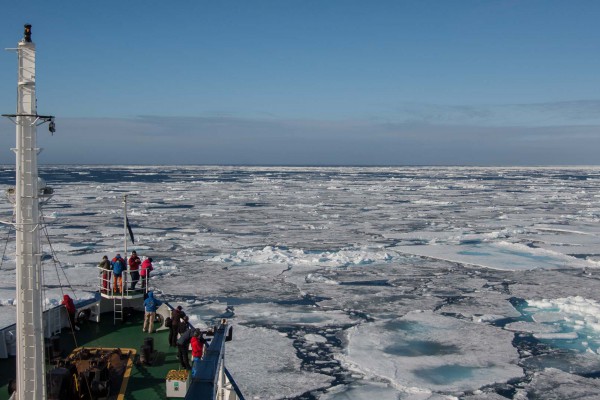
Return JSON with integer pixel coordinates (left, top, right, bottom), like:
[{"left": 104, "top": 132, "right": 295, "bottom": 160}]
[
  {"left": 0, "top": 296, "right": 100, "bottom": 358},
  {"left": 185, "top": 321, "right": 243, "bottom": 400},
  {"left": 98, "top": 266, "right": 146, "bottom": 299}
]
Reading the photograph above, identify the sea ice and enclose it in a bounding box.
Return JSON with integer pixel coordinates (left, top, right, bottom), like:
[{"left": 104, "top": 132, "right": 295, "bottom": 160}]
[
  {"left": 339, "top": 310, "right": 523, "bottom": 394},
  {"left": 435, "top": 291, "right": 521, "bottom": 321},
  {"left": 504, "top": 321, "right": 561, "bottom": 334},
  {"left": 533, "top": 332, "right": 579, "bottom": 340},
  {"left": 519, "top": 351, "right": 600, "bottom": 375},
  {"left": 231, "top": 303, "right": 355, "bottom": 328},
  {"left": 3, "top": 165, "right": 600, "bottom": 399},
  {"left": 516, "top": 367, "right": 600, "bottom": 399},
  {"left": 304, "top": 334, "right": 328, "bottom": 344},
  {"left": 531, "top": 311, "right": 566, "bottom": 323},
  {"left": 393, "top": 241, "right": 591, "bottom": 271},
  {"left": 319, "top": 381, "right": 403, "bottom": 399},
  {"left": 519, "top": 296, "right": 600, "bottom": 353},
  {"left": 226, "top": 324, "right": 334, "bottom": 399}
]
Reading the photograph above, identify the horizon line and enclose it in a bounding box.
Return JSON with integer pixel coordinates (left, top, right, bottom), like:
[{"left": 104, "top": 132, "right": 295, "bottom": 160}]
[{"left": 1, "top": 163, "right": 600, "bottom": 169}]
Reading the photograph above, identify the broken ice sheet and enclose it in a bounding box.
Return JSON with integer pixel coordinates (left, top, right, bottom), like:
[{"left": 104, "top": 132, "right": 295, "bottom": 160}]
[
  {"left": 226, "top": 324, "right": 334, "bottom": 399},
  {"left": 518, "top": 367, "right": 600, "bottom": 399},
  {"left": 523, "top": 296, "right": 600, "bottom": 353},
  {"left": 338, "top": 311, "right": 522, "bottom": 393}
]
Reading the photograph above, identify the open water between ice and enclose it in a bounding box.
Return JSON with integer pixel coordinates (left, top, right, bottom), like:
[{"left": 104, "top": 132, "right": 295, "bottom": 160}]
[{"left": 1, "top": 165, "right": 600, "bottom": 399}]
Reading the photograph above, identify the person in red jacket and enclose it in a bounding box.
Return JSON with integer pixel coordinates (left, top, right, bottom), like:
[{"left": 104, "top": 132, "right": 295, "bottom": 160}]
[
  {"left": 61, "top": 294, "right": 79, "bottom": 331},
  {"left": 191, "top": 329, "right": 207, "bottom": 377},
  {"left": 128, "top": 250, "right": 141, "bottom": 290},
  {"left": 140, "top": 257, "right": 154, "bottom": 290},
  {"left": 191, "top": 330, "right": 205, "bottom": 358}
]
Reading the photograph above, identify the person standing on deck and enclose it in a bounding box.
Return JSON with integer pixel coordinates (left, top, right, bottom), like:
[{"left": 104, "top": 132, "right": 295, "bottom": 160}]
[
  {"left": 177, "top": 318, "right": 193, "bottom": 370},
  {"left": 129, "top": 250, "right": 141, "bottom": 290},
  {"left": 111, "top": 254, "right": 126, "bottom": 294},
  {"left": 140, "top": 257, "right": 153, "bottom": 289},
  {"left": 61, "top": 294, "right": 79, "bottom": 331},
  {"left": 191, "top": 329, "right": 207, "bottom": 377},
  {"left": 169, "top": 305, "right": 184, "bottom": 347},
  {"left": 143, "top": 291, "right": 162, "bottom": 333},
  {"left": 98, "top": 255, "right": 111, "bottom": 293}
]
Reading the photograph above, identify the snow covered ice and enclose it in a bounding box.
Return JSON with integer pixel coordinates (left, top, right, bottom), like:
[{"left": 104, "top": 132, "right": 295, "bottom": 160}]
[{"left": 2, "top": 165, "right": 600, "bottom": 399}]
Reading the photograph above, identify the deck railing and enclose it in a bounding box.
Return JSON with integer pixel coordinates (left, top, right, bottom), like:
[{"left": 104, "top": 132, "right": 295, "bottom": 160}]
[
  {"left": 185, "top": 322, "right": 244, "bottom": 400},
  {"left": 0, "top": 296, "right": 100, "bottom": 358},
  {"left": 98, "top": 267, "right": 147, "bottom": 298},
  {"left": 1, "top": 306, "right": 69, "bottom": 358}
]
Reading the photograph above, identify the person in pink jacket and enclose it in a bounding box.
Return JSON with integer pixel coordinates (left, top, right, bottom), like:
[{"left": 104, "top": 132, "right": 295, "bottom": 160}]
[{"left": 140, "top": 257, "right": 154, "bottom": 289}]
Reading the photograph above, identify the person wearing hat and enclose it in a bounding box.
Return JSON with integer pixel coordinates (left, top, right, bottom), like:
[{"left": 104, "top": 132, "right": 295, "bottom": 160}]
[{"left": 128, "top": 250, "right": 141, "bottom": 290}]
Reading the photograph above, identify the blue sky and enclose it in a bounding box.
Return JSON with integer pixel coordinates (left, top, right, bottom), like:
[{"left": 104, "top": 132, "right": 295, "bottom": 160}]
[{"left": 1, "top": 1, "right": 600, "bottom": 165}]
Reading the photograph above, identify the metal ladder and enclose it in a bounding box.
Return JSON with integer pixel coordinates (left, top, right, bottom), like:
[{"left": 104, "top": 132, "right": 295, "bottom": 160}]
[
  {"left": 51, "top": 304, "right": 62, "bottom": 336},
  {"left": 114, "top": 293, "right": 124, "bottom": 325}
]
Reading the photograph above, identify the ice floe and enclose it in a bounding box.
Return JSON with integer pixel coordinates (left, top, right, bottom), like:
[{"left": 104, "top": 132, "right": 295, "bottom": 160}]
[
  {"left": 339, "top": 310, "right": 523, "bottom": 394},
  {"left": 227, "top": 325, "right": 334, "bottom": 399}
]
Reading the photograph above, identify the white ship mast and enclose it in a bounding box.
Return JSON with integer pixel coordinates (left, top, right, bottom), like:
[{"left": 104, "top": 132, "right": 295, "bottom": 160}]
[{"left": 3, "top": 25, "right": 55, "bottom": 400}]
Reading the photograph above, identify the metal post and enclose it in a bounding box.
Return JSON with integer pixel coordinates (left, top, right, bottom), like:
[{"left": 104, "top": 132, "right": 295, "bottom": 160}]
[
  {"left": 13, "top": 26, "right": 46, "bottom": 400},
  {"left": 123, "top": 195, "right": 128, "bottom": 295}
]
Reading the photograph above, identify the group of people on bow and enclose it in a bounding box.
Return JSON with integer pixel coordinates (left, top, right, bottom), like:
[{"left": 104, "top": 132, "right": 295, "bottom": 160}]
[{"left": 99, "top": 250, "right": 154, "bottom": 294}]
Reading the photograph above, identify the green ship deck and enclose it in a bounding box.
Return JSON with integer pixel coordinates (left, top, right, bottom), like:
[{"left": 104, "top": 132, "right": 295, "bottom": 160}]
[{"left": 0, "top": 310, "right": 181, "bottom": 400}]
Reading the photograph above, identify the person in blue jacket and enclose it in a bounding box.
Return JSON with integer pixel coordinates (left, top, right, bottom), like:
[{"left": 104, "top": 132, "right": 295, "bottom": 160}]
[
  {"left": 111, "top": 254, "right": 126, "bottom": 294},
  {"left": 143, "top": 291, "right": 162, "bottom": 333}
]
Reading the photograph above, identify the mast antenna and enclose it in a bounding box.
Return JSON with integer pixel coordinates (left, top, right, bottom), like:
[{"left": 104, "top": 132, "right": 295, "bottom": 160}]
[{"left": 1, "top": 24, "right": 55, "bottom": 400}]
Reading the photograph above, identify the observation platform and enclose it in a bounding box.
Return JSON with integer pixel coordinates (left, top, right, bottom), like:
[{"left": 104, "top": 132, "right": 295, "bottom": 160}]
[
  {"left": 100, "top": 290, "right": 145, "bottom": 300},
  {"left": 99, "top": 268, "right": 147, "bottom": 300}
]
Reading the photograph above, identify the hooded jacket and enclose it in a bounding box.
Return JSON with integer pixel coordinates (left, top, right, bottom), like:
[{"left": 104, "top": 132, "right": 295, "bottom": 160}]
[
  {"left": 140, "top": 258, "right": 153, "bottom": 277},
  {"left": 62, "top": 294, "right": 76, "bottom": 315},
  {"left": 98, "top": 258, "right": 111, "bottom": 271},
  {"left": 144, "top": 291, "right": 162, "bottom": 313},
  {"left": 111, "top": 255, "right": 126, "bottom": 275}
]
